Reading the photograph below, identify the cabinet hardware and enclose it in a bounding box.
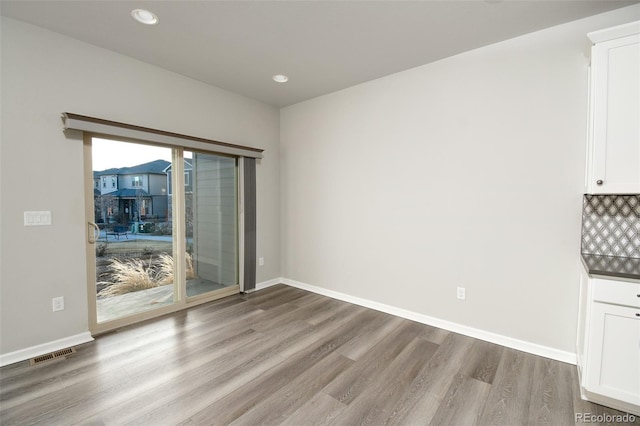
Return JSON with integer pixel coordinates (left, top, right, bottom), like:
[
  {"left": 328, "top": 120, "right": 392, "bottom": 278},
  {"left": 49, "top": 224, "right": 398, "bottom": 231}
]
[
  {"left": 596, "top": 180, "right": 603, "bottom": 185},
  {"left": 636, "top": 313, "right": 640, "bottom": 317}
]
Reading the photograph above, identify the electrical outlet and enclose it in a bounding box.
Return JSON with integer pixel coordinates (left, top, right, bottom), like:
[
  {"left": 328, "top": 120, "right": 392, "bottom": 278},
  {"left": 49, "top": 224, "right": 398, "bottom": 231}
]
[
  {"left": 258, "top": 257, "right": 264, "bottom": 266},
  {"left": 52, "top": 297, "right": 64, "bottom": 312},
  {"left": 456, "top": 287, "right": 466, "bottom": 300}
]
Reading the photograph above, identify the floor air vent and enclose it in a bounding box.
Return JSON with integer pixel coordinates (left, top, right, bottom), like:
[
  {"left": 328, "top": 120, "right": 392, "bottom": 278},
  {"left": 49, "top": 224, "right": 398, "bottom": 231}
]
[{"left": 30, "top": 347, "right": 76, "bottom": 365}]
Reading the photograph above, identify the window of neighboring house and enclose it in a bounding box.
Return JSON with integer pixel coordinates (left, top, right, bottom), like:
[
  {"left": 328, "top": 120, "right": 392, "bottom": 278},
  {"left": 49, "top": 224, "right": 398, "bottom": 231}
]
[
  {"left": 102, "top": 177, "right": 107, "bottom": 188},
  {"left": 132, "top": 176, "right": 142, "bottom": 187},
  {"left": 111, "top": 177, "right": 117, "bottom": 188},
  {"left": 95, "top": 180, "right": 99, "bottom": 189},
  {"left": 184, "top": 171, "right": 190, "bottom": 186}
]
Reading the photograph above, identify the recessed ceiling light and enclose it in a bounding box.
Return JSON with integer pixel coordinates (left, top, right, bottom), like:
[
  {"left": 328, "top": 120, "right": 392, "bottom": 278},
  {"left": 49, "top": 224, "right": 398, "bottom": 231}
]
[
  {"left": 273, "top": 74, "right": 289, "bottom": 83},
  {"left": 131, "top": 9, "right": 159, "bottom": 25}
]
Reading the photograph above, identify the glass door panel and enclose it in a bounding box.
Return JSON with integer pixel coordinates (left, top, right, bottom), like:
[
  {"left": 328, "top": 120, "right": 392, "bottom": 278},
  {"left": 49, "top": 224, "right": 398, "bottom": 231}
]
[
  {"left": 184, "top": 151, "right": 238, "bottom": 298},
  {"left": 92, "top": 138, "right": 175, "bottom": 323}
]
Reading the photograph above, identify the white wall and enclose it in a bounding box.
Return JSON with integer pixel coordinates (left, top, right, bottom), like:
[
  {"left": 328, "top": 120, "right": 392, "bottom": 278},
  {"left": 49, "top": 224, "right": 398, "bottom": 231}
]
[
  {"left": 0, "top": 17, "right": 281, "bottom": 356},
  {"left": 280, "top": 6, "right": 640, "bottom": 356}
]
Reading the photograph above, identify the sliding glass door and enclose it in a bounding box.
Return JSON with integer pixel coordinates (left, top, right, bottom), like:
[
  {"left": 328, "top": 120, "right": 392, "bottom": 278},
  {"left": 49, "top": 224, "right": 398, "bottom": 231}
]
[
  {"left": 85, "top": 137, "right": 240, "bottom": 333},
  {"left": 91, "top": 138, "right": 175, "bottom": 323},
  {"left": 184, "top": 151, "right": 238, "bottom": 299}
]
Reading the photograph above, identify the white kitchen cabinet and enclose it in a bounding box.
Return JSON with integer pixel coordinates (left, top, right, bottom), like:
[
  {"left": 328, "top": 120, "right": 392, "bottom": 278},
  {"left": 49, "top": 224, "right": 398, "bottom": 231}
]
[
  {"left": 577, "top": 269, "right": 640, "bottom": 415},
  {"left": 585, "top": 21, "right": 640, "bottom": 194}
]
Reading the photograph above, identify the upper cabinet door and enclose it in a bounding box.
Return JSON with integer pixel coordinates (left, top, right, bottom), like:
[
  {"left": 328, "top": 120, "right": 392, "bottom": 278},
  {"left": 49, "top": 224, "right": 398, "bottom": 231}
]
[{"left": 586, "top": 22, "right": 640, "bottom": 194}]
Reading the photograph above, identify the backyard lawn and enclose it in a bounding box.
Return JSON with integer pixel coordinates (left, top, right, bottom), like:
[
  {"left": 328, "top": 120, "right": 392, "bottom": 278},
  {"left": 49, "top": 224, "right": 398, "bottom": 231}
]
[{"left": 96, "top": 239, "right": 173, "bottom": 256}]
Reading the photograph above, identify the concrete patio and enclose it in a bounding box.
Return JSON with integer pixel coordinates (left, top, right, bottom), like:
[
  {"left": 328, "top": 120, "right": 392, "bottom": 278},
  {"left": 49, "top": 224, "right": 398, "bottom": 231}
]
[{"left": 96, "top": 278, "right": 230, "bottom": 323}]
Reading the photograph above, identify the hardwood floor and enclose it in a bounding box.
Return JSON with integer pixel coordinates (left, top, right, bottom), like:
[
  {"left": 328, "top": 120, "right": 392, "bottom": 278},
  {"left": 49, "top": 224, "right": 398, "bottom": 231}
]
[{"left": 1, "top": 284, "right": 637, "bottom": 425}]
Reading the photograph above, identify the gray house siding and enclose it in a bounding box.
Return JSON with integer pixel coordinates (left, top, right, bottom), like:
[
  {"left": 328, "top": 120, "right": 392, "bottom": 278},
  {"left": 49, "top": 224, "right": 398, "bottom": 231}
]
[{"left": 93, "top": 160, "right": 171, "bottom": 223}]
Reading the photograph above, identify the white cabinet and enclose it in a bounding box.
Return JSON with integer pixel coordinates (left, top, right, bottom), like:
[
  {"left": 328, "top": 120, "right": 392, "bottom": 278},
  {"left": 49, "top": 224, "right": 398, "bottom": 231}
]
[
  {"left": 585, "top": 21, "right": 640, "bottom": 194},
  {"left": 577, "top": 269, "right": 640, "bottom": 415}
]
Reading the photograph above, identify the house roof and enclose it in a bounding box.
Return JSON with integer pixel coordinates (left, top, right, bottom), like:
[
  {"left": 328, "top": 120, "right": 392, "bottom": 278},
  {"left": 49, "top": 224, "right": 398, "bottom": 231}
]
[
  {"left": 100, "top": 188, "right": 151, "bottom": 198},
  {"left": 94, "top": 159, "right": 170, "bottom": 177},
  {"left": 163, "top": 158, "right": 193, "bottom": 173}
]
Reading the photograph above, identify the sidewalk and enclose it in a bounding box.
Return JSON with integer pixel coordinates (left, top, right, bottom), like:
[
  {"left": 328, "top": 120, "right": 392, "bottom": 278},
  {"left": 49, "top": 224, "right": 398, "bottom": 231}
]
[{"left": 98, "top": 229, "right": 174, "bottom": 243}]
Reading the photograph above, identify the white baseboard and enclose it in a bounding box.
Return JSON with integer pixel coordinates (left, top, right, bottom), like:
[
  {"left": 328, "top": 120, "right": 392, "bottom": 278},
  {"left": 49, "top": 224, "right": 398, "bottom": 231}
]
[
  {"left": 254, "top": 277, "right": 284, "bottom": 291},
  {"left": 1, "top": 280, "right": 573, "bottom": 367},
  {"left": 0, "top": 332, "right": 94, "bottom": 367},
  {"left": 282, "top": 278, "right": 577, "bottom": 365}
]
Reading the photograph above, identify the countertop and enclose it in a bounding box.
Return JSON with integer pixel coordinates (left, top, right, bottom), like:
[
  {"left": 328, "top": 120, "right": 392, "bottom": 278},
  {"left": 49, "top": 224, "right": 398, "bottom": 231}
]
[{"left": 581, "top": 254, "right": 640, "bottom": 281}]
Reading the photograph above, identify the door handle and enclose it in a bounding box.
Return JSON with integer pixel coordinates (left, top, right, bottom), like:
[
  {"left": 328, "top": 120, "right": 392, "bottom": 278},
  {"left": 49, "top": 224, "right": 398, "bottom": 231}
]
[{"left": 88, "top": 222, "right": 100, "bottom": 244}]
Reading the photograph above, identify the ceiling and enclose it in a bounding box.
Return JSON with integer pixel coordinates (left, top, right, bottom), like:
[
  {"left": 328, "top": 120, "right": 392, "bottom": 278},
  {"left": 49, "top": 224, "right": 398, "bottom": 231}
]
[{"left": 1, "top": 1, "right": 638, "bottom": 107}]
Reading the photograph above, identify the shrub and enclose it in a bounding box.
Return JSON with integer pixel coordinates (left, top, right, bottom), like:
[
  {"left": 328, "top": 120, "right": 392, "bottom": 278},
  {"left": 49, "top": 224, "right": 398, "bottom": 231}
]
[
  {"left": 155, "top": 252, "right": 196, "bottom": 285},
  {"left": 153, "top": 222, "right": 172, "bottom": 235},
  {"left": 96, "top": 243, "right": 107, "bottom": 257},
  {"left": 98, "top": 257, "right": 157, "bottom": 297},
  {"left": 98, "top": 253, "right": 197, "bottom": 297}
]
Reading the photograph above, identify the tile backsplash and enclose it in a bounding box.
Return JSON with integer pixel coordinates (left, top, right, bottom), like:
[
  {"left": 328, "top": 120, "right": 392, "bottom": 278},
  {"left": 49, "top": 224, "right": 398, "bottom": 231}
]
[{"left": 581, "top": 195, "right": 640, "bottom": 259}]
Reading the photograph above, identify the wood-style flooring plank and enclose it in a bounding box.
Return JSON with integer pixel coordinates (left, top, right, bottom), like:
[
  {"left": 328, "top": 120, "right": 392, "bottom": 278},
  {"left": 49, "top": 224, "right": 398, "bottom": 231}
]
[
  {"left": 243, "top": 285, "right": 309, "bottom": 310},
  {"left": 227, "top": 352, "right": 354, "bottom": 426},
  {"left": 2, "top": 284, "right": 637, "bottom": 426},
  {"left": 385, "top": 390, "right": 441, "bottom": 426},
  {"left": 336, "top": 314, "right": 405, "bottom": 360},
  {"left": 287, "top": 291, "right": 331, "bottom": 308},
  {"left": 0, "top": 366, "right": 134, "bottom": 426},
  {"left": 330, "top": 337, "right": 440, "bottom": 425},
  {"left": 60, "top": 326, "right": 271, "bottom": 425},
  {"left": 418, "top": 324, "right": 451, "bottom": 346},
  {"left": 1, "top": 295, "right": 270, "bottom": 411},
  {"left": 324, "top": 320, "right": 428, "bottom": 405},
  {"left": 527, "top": 357, "right": 576, "bottom": 425},
  {"left": 267, "top": 302, "right": 365, "bottom": 360},
  {"left": 251, "top": 298, "right": 332, "bottom": 333},
  {"left": 383, "top": 333, "right": 476, "bottom": 425},
  {"left": 304, "top": 298, "right": 356, "bottom": 326},
  {"left": 476, "top": 348, "right": 536, "bottom": 426},
  {"left": 104, "top": 296, "right": 356, "bottom": 425},
  {"left": 183, "top": 309, "right": 385, "bottom": 425},
  {"left": 459, "top": 339, "right": 504, "bottom": 385},
  {"left": 98, "top": 320, "right": 316, "bottom": 424},
  {"left": 281, "top": 392, "right": 347, "bottom": 426},
  {"left": 428, "top": 373, "right": 492, "bottom": 426}
]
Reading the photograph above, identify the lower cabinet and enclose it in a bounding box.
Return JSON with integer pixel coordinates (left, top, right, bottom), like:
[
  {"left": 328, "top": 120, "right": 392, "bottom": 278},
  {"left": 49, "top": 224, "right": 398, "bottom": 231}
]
[{"left": 577, "top": 268, "right": 640, "bottom": 415}]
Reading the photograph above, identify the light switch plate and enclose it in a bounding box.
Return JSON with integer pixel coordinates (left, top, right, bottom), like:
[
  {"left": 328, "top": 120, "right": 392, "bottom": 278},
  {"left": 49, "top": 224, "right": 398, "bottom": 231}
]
[{"left": 24, "top": 211, "right": 52, "bottom": 226}]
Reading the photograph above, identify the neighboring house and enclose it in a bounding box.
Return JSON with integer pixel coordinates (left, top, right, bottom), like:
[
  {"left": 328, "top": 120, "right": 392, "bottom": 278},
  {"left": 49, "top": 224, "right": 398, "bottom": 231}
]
[
  {"left": 163, "top": 158, "right": 194, "bottom": 198},
  {"left": 164, "top": 158, "right": 194, "bottom": 230},
  {"left": 93, "top": 159, "right": 170, "bottom": 224}
]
